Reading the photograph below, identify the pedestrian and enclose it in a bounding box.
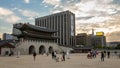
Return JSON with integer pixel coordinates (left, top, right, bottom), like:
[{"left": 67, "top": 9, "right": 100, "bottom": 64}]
[
  {"left": 52, "top": 51, "right": 55, "bottom": 59},
  {"left": 62, "top": 51, "right": 66, "bottom": 61},
  {"left": 104, "top": 51, "right": 106, "bottom": 58},
  {"left": 107, "top": 51, "right": 110, "bottom": 59},
  {"left": 101, "top": 51, "right": 104, "bottom": 61},
  {"left": 17, "top": 51, "right": 20, "bottom": 58},
  {"left": 66, "top": 50, "right": 70, "bottom": 59},
  {"left": 46, "top": 52, "right": 49, "bottom": 56},
  {"left": 33, "top": 52, "right": 36, "bottom": 61},
  {"left": 114, "top": 51, "right": 117, "bottom": 55}
]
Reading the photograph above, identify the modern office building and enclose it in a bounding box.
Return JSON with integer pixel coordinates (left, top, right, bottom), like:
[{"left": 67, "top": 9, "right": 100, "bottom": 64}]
[
  {"left": 92, "top": 32, "right": 106, "bottom": 47},
  {"left": 75, "top": 33, "right": 93, "bottom": 53},
  {"left": 76, "top": 33, "right": 93, "bottom": 46},
  {"left": 76, "top": 33, "right": 87, "bottom": 46},
  {"left": 2, "top": 33, "right": 13, "bottom": 40},
  {"left": 35, "top": 10, "right": 76, "bottom": 47},
  {"left": 107, "top": 42, "right": 120, "bottom": 47}
]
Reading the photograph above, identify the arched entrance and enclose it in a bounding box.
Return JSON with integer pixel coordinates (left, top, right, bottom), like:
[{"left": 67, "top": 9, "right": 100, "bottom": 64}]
[
  {"left": 39, "top": 45, "right": 46, "bottom": 54},
  {"left": 48, "top": 46, "right": 53, "bottom": 53},
  {"left": 29, "top": 46, "right": 35, "bottom": 54}
]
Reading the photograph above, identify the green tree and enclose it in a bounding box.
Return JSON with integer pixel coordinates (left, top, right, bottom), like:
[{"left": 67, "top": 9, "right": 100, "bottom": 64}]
[
  {"left": 115, "top": 44, "right": 120, "bottom": 49},
  {"left": 94, "top": 45, "right": 103, "bottom": 49}
]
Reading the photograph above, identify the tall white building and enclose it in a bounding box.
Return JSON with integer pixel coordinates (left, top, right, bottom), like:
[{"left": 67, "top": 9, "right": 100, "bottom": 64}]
[{"left": 35, "top": 10, "right": 76, "bottom": 47}]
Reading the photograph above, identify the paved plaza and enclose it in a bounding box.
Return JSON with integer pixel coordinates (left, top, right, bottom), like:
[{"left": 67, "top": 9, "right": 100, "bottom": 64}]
[{"left": 0, "top": 54, "right": 120, "bottom": 68}]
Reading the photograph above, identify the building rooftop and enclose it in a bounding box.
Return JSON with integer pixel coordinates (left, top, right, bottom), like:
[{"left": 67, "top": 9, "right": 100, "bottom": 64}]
[
  {"left": 0, "top": 40, "right": 15, "bottom": 48},
  {"left": 14, "top": 23, "right": 57, "bottom": 33}
]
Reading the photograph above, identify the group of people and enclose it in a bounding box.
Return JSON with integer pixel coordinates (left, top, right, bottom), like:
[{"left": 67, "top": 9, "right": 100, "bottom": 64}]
[
  {"left": 51, "top": 51, "right": 69, "bottom": 62},
  {"left": 32, "top": 50, "right": 120, "bottom": 62},
  {"left": 32, "top": 50, "right": 70, "bottom": 62},
  {"left": 87, "top": 50, "right": 98, "bottom": 59},
  {"left": 101, "top": 51, "right": 111, "bottom": 61},
  {"left": 87, "top": 50, "right": 111, "bottom": 61}
]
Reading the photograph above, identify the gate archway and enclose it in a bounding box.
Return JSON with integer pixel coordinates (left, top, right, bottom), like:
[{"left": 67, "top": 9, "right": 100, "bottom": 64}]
[
  {"left": 48, "top": 46, "right": 53, "bottom": 53},
  {"left": 39, "top": 45, "right": 46, "bottom": 54},
  {"left": 29, "top": 45, "right": 35, "bottom": 54}
]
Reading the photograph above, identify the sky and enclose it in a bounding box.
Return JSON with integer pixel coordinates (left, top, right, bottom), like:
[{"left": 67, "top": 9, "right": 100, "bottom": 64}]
[{"left": 0, "top": 0, "right": 120, "bottom": 42}]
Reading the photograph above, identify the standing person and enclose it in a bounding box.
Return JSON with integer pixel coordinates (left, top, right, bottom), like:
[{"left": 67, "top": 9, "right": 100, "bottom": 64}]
[
  {"left": 46, "top": 51, "right": 49, "bottom": 56},
  {"left": 104, "top": 51, "right": 106, "bottom": 58},
  {"left": 101, "top": 51, "right": 104, "bottom": 61},
  {"left": 66, "top": 50, "right": 70, "bottom": 59},
  {"left": 17, "top": 51, "right": 20, "bottom": 58},
  {"left": 62, "top": 51, "right": 66, "bottom": 61},
  {"left": 107, "top": 51, "right": 110, "bottom": 59},
  {"left": 52, "top": 51, "right": 55, "bottom": 59},
  {"left": 114, "top": 51, "right": 117, "bottom": 55},
  {"left": 33, "top": 52, "right": 36, "bottom": 61}
]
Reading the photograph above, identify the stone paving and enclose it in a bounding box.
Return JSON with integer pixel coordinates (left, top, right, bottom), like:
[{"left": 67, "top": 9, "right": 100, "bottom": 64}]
[{"left": 0, "top": 54, "right": 120, "bottom": 68}]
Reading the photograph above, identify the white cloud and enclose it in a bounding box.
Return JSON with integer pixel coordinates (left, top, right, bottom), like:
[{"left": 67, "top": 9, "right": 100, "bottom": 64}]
[
  {"left": 0, "top": 7, "right": 21, "bottom": 23},
  {"left": 42, "top": 0, "right": 61, "bottom": 6},
  {"left": 6, "top": 15, "right": 21, "bottom": 23},
  {"left": 24, "top": 0, "right": 29, "bottom": 3},
  {"left": 0, "top": 7, "right": 13, "bottom": 16},
  {"left": 51, "top": 0, "right": 118, "bottom": 19},
  {"left": 77, "top": 16, "right": 112, "bottom": 23},
  {"left": 18, "top": 9, "right": 39, "bottom": 18}
]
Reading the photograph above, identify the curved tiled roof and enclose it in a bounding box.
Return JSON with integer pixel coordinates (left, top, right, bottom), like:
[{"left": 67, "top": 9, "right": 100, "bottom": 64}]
[
  {"left": 0, "top": 40, "right": 15, "bottom": 48},
  {"left": 14, "top": 23, "right": 57, "bottom": 33},
  {"left": 13, "top": 31, "right": 58, "bottom": 39},
  {"left": 22, "top": 31, "right": 58, "bottom": 40}
]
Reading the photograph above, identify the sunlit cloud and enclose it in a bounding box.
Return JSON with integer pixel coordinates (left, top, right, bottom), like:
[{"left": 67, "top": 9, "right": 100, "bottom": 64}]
[
  {"left": 0, "top": 7, "right": 21, "bottom": 23},
  {"left": 18, "top": 9, "right": 39, "bottom": 17},
  {"left": 17, "top": 9, "right": 39, "bottom": 20},
  {"left": 24, "top": 0, "right": 29, "bottom": 3},
  {"left": 42, "top": 0, "right": 61, "bottom": 6},
  {"left": 0, "top": 7, "right": 13, "bottom": 16}
]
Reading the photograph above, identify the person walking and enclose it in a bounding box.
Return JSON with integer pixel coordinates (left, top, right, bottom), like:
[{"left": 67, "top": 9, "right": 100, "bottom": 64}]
[
  {"left": 52, "top": 51, "right": 55, "bottom": 59},
  {"left": 62, "top": 51, "right": 66, "bottom": 61},
  {"left": 101, "top": 51, "right": 105, "bottom": 61},
  {"left": 66, "top": 50, "right": 70, "bottom": 59},
  {"left": 33, "top": 52, "right": 36, "bottom": 61},
  {"left": 17, "top": 51, "right": 20, "bottom": 58},
  {"left": 107, "top": 51, "right": 110, "bottom": 59}
]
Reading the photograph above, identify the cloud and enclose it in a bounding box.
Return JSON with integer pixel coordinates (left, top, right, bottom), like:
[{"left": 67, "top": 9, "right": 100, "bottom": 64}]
[
  {"left": 18, "top": 9, "right": 39, "bottom": 20},
  {"left": 77, "top": 16, "right": 112, "bottom": 23},
  {"left": 50, "top": 0, "right": 119, "bottom": 19},
  {"left": 6, "top": 15, "right": 21, "bottom": 23},
  {"left": 24, "top": 0, "right": 30, "bottom": 3},
  {"left": 0, "top": 7, "right": 13, "bottom": 16},
  {"left": 0, "top": 7, "right": 21, "bottom": 23},
  {"left": 107, "top": 31, "right": 120, "bottom": 42},
  {"left": 42, "top": 0, "right": 61, "bottom": 6}
]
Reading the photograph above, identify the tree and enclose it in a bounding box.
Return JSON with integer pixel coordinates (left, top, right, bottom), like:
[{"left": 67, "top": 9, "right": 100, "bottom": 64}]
[
  {"left": 94, "top": 45, "right": 103, "bottom": 49},
  {"left": 115, "top": 44, "right": 120, "bottom": 49}
]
